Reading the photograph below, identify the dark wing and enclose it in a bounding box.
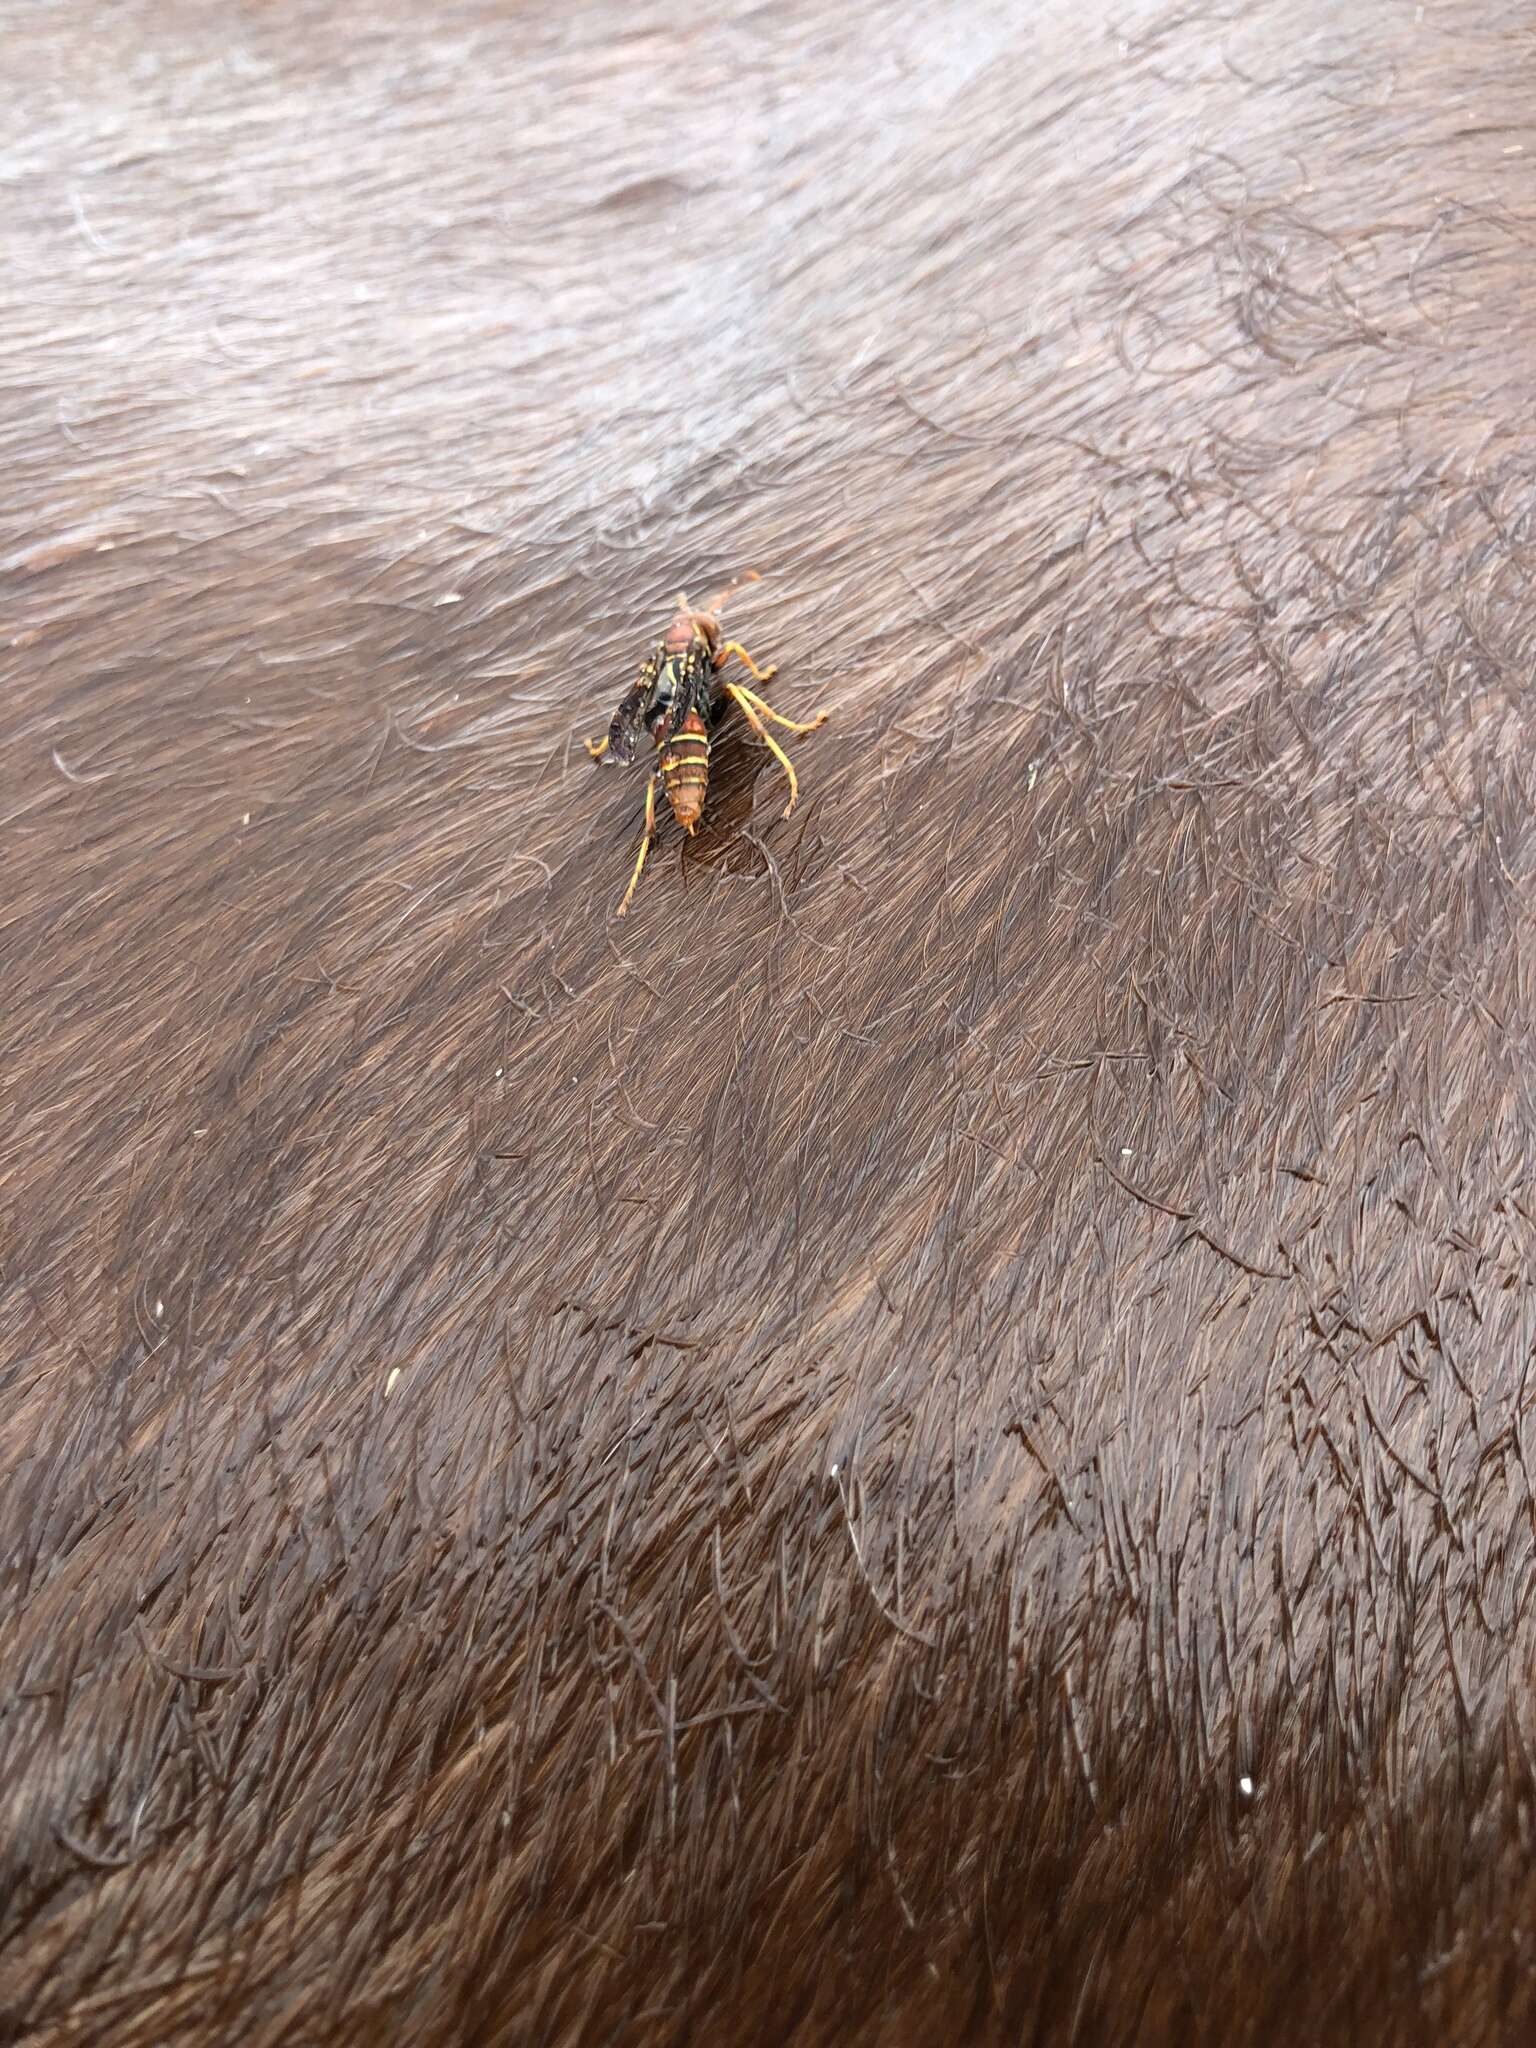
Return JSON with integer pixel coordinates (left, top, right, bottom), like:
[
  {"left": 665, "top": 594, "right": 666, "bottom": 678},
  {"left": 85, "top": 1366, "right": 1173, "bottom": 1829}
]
[
  {"left": 638, "top": 646, "right": 713, "bottom": 747},
  {"left": 603, "top": 651, "right": 661, "bottom": 764},
  {"left": 674, "top": 645, "right": 718, "bottom": 732}
]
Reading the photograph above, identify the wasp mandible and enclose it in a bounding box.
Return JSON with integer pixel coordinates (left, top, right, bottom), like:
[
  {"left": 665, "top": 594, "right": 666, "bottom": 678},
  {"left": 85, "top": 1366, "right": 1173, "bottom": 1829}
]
[{"left": 585, "top": 572, "right": 827, "bottom": 916}]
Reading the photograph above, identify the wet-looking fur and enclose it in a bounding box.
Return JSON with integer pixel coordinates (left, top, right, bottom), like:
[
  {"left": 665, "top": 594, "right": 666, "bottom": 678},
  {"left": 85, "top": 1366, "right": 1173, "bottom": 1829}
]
[{"left": 4, "top": 2, "right": 1536, "bottom": 2043}]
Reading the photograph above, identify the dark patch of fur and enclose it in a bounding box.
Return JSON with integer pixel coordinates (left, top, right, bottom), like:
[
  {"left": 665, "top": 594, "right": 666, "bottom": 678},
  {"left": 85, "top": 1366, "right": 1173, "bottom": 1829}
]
[{"left": 5, "top": 1, "right": 1536, "bottom": 2041}]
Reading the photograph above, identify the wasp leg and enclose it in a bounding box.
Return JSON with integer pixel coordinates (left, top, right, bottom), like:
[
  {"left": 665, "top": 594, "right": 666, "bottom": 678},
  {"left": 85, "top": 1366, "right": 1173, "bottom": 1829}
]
[
  {"left": 725, "top": 684, "right": 816, "bottom": 819},
  {"left": 714, "top": 639, "right": 778, "bottom": 685},
  {"left": 616, "top": 771, "right": 660, "bottom": 917},
  {"left": 724, "top": 678, "right": 828, "bottom": 736},
  {"left": 585, "top": 735, "right": 610, "bottom": 760}
]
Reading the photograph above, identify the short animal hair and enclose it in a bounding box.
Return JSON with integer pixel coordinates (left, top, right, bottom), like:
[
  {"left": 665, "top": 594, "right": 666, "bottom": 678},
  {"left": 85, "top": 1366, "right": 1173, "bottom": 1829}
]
[{"left": 4, "top": 3, "right": 1536, "bottom": 2042}]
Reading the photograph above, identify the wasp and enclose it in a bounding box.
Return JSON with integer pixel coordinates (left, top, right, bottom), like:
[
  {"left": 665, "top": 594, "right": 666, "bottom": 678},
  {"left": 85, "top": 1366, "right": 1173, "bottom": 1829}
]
[{"left": 585, "top": 572, "right": 827, "bottom": 916}]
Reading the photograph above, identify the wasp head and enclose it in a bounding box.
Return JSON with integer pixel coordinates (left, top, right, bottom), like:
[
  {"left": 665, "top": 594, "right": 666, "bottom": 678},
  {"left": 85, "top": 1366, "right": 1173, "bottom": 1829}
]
[{"left": 662, "top": 601, "right": 719, "bottom": 657}]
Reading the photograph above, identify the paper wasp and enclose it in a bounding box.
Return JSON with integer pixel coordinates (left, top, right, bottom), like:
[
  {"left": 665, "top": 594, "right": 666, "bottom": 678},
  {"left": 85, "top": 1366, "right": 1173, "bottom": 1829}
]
[{"left": 585, "top": 572, "right": 827, "bottom": 916}]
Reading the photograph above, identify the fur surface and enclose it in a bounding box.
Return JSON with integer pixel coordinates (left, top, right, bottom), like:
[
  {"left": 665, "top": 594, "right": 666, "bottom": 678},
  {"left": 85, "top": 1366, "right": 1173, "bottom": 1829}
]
[{"left": 4, "top": 2, "right": 1536, "bottom": 2041}]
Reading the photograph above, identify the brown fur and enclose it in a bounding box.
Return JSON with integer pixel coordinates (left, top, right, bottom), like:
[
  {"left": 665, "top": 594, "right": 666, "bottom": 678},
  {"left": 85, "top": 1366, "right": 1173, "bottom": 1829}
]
[{"left": 4, "top": 1, "right": 1536, "bottom": 2041}]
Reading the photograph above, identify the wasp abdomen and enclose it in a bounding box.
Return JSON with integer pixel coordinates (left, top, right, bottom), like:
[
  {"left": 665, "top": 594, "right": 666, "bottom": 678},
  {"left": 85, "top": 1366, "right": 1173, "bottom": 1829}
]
[{"left": 660, "top": 709, "right": 711, "bottom": 831}]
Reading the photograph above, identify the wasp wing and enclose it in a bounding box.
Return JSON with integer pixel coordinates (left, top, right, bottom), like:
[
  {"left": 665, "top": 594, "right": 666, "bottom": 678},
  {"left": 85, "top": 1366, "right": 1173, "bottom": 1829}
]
[
  {"left": 636, "top": 646, "right": 714, "bottom": 749},
  {"left": 668, "top": 646, "right": 717, "bottom": 736},
  {"left": 602, "top": 653, "right": 661, "bottom": 764},
  {"left": 604, "top": 687, "right": 648, "bottom": 763}
]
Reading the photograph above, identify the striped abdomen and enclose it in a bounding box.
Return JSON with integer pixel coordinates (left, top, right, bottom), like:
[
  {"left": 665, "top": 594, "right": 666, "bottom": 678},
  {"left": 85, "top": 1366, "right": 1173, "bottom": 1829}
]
[{"left": 660, "top": 709, "right": 710, "bottom": 830}]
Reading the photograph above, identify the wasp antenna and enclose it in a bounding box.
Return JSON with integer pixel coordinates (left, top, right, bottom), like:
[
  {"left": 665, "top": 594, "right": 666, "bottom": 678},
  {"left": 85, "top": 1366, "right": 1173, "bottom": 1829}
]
[{"left": 704, "top": 568, "right": 763, "bottom": 615}]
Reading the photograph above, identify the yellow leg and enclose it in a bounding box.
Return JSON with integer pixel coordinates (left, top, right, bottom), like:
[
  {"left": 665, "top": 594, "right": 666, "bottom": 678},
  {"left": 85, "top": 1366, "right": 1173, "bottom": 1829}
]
[
  {"left": 726, "top": 685, "right": 807, "bottom": 818},
  {"left": 715, "top": 640, "right": 779, "bottom": 685},
  {"left": 616, "top": 774, "right": 659, "bottom": 917},
  {"left": 585, "top": 735, "right": 609, "bottom": 760},
  {"left": 726, "top": 677, "right": 828, "bottom": 736}
]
